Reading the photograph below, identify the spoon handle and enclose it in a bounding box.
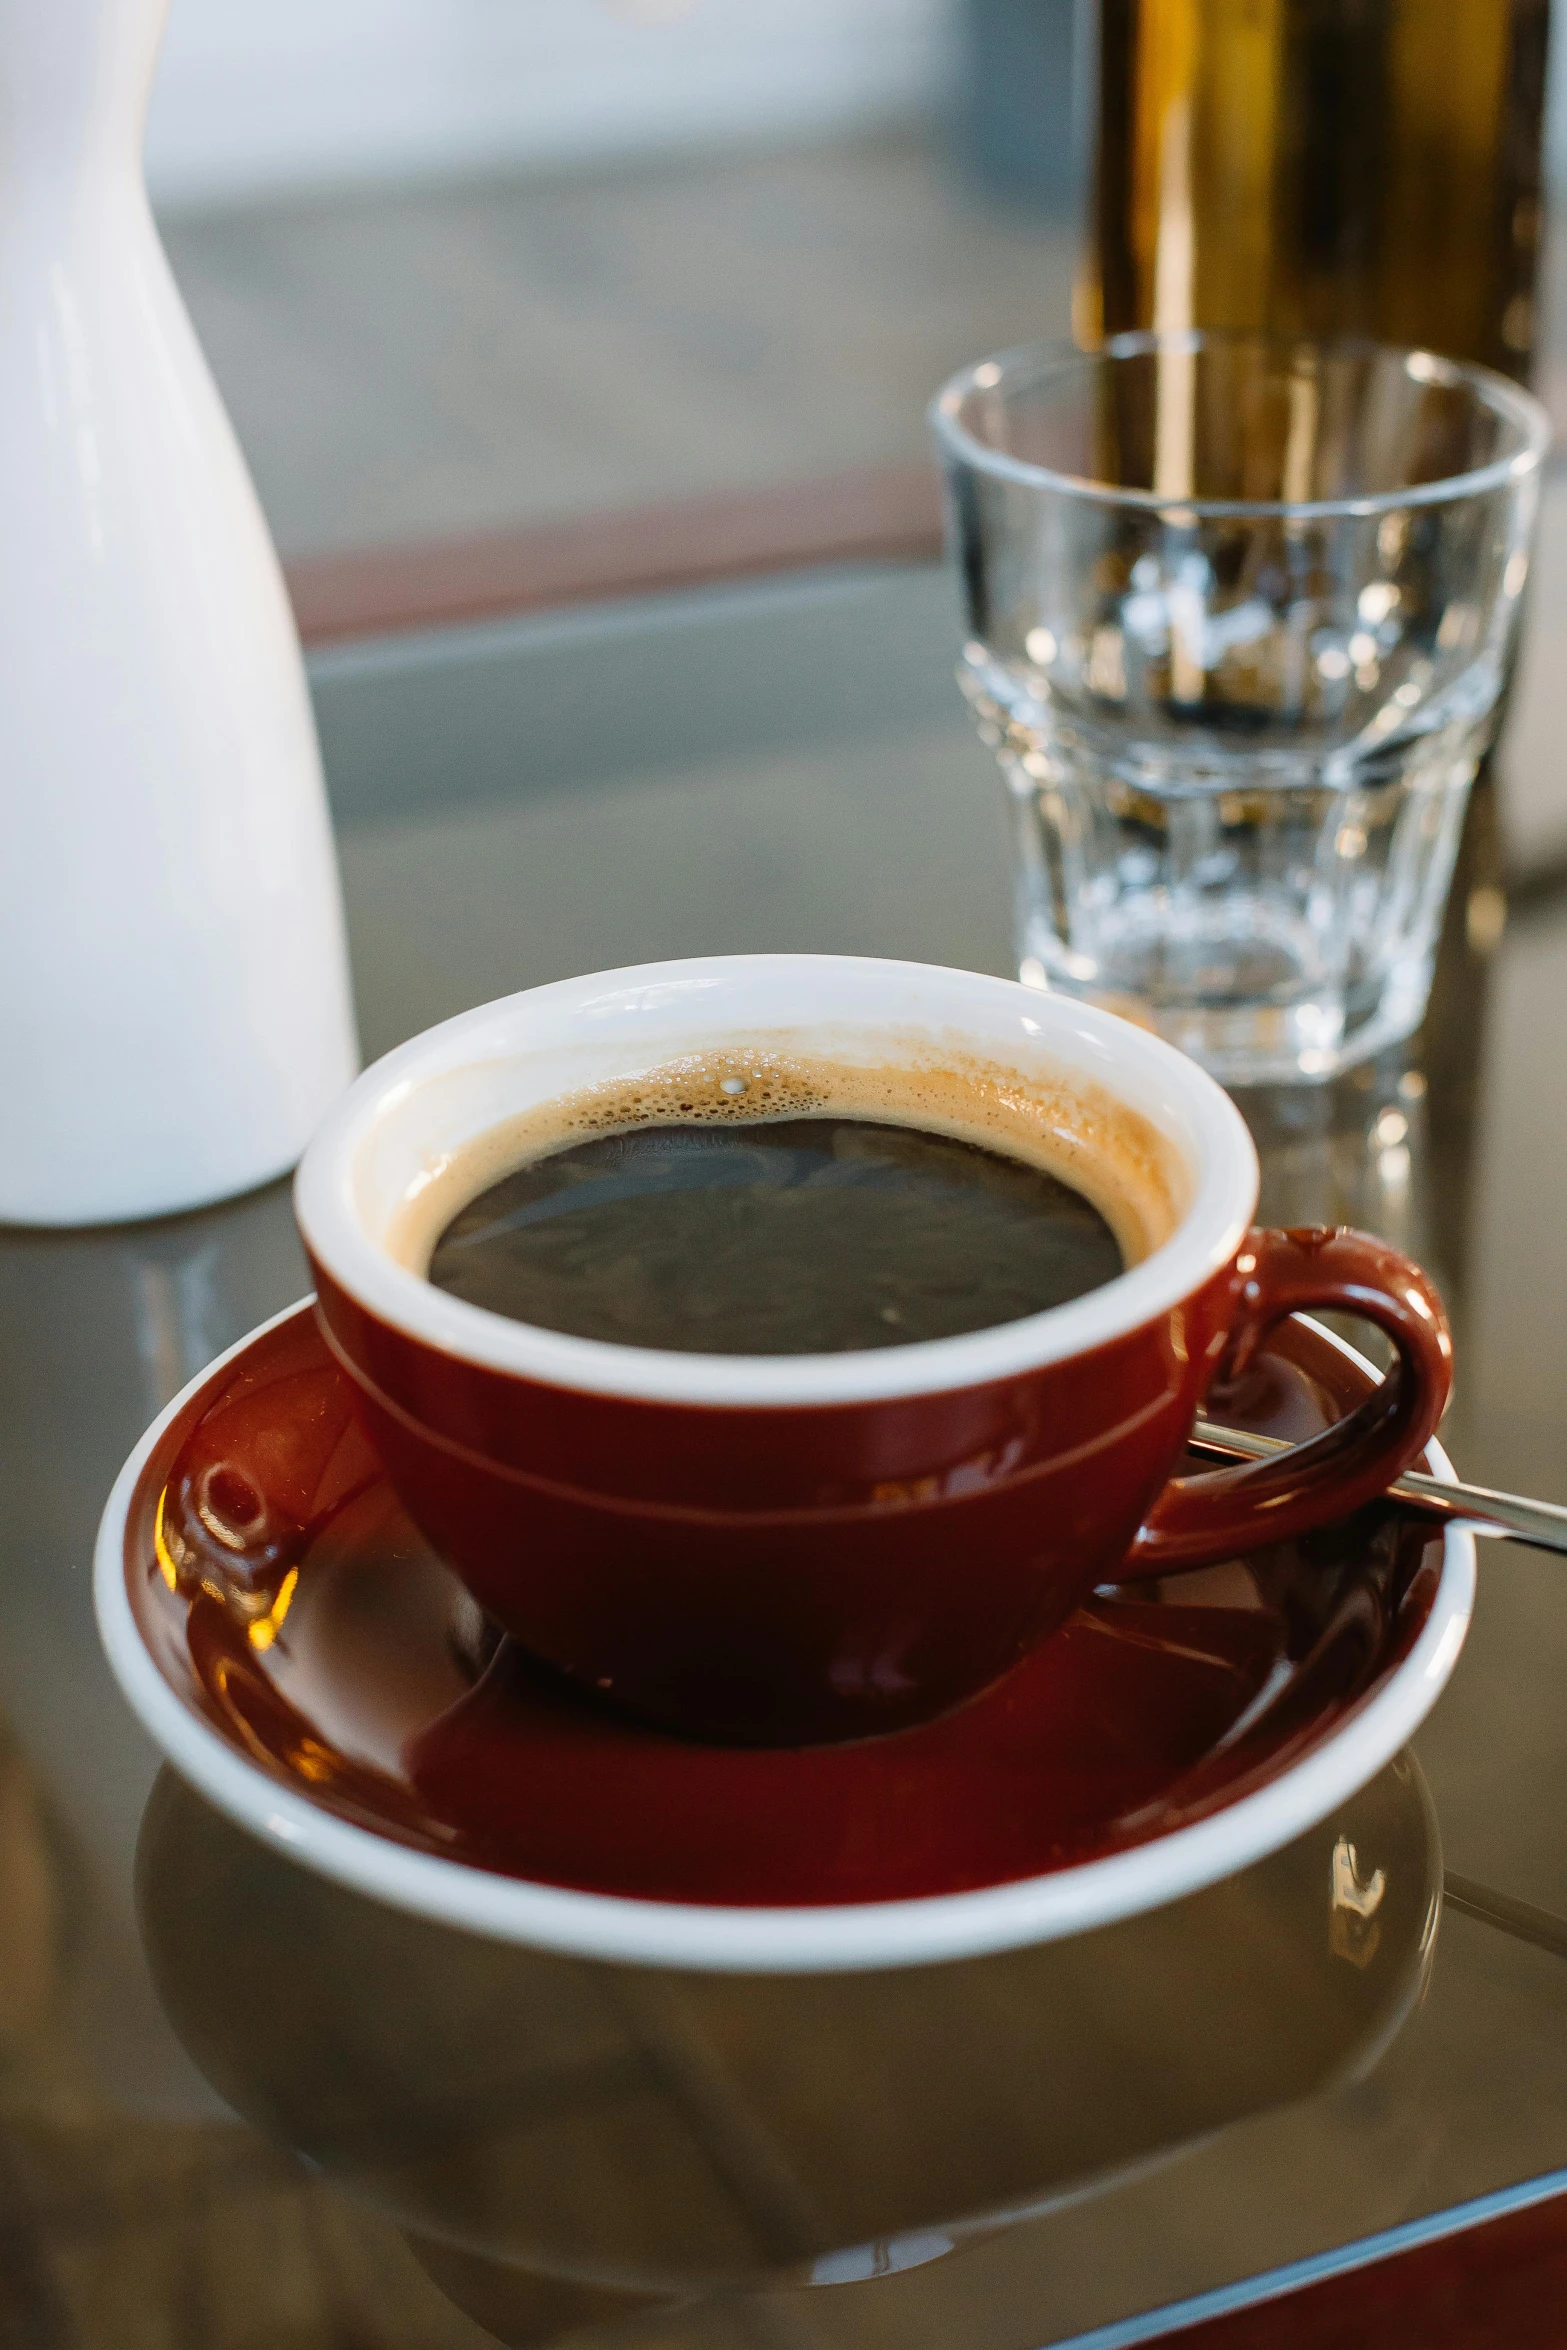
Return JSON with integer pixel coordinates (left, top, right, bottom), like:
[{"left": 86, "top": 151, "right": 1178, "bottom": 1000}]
[{"left": 1189, "top": 1419, "right": 1567, "bottom": 1557}]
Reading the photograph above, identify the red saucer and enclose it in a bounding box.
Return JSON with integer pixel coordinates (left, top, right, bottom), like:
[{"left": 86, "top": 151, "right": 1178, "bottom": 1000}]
[{"left": 119, "top": 1304, "right": 1446, "bottom": 1910}]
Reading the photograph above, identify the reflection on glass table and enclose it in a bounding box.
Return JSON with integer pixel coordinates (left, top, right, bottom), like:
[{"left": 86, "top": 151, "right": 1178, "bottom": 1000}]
[
  {"left": 136, "top": 1759, "right": 1436, "bottom": 2347},
  {"left": 2, "top": 558, "right": 1567, "bottom": 2345}
]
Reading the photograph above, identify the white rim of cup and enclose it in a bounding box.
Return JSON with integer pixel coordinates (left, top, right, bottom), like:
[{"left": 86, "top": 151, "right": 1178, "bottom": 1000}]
[
  {"left": 93, "top": 1302, "right": 1476, "bottom": 1972},
  {"left": 929, "top": 330, "right": 1552, "bottom": 520},
  {"left": 293, "top": 954, "right": 1261, "bottom": 1410}
]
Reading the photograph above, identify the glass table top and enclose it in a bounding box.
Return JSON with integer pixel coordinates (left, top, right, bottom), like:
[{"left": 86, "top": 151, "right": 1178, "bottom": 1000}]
[{"left": 3, "top": 552, "right": 1567, "bottom": 2348}]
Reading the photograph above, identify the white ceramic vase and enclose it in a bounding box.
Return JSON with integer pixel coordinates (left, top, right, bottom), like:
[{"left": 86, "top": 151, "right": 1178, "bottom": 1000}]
[{"left": 0, "top": 0, "right": 359, "bottom": 1226}]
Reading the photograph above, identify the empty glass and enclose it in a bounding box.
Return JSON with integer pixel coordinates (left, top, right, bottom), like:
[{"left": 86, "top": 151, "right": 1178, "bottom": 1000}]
[{"left": 931, "top": 333, "right": 1548, "bottom": 1081}]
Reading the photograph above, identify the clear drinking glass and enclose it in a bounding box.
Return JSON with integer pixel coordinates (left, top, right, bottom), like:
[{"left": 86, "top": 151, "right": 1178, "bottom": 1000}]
[{"left": 931, "top": 333, "right": 1548, "bottom": 1081}]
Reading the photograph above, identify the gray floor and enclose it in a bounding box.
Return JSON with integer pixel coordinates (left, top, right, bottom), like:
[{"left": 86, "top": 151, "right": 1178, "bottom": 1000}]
[
  {"left": 157, "top": 127, "right": 1567, "bottom": 875},
  {"left": 161, "top": 128, "right": 1567, "bottom": 570},
  {"left": 162, "top": 132, "right": 1079, "bottom": 560}
]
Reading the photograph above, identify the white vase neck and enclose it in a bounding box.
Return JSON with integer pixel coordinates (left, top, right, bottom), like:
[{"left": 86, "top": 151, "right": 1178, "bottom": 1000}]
[{"left": 0, "top": 0, "right": 168, "bottom": 188}]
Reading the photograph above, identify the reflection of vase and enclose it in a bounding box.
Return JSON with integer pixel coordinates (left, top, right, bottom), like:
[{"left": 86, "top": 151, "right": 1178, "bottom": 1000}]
[{"left": 0, "top": 0, "right": 357, "bottom": 1225}]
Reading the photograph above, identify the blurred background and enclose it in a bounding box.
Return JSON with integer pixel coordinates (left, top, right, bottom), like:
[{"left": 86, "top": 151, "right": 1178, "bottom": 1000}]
[
  {"left": 147, "top": 0, "right": 1567, "bottom": 881},
  {"left": 148, "top": 0, "right": 1567, "bottom": 558},
  {"left": 142, "top": 0, "right": 1108, "bottom": 560}
]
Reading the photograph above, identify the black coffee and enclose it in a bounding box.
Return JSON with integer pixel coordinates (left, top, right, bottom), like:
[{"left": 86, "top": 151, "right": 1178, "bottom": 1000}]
[{"left": 427, "top": 1117, "right": 1123, "bottom": 1354}]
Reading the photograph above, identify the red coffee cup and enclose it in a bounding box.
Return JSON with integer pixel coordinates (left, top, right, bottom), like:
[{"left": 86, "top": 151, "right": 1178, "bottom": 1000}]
[{"left": 295, "top": 955, "right": 1451, "bottom": 1747}]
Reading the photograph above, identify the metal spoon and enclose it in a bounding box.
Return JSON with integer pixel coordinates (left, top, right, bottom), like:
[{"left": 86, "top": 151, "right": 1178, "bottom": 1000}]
[{"left": 1189, "top": 1420, "right": 1567, "bottom": 1556}]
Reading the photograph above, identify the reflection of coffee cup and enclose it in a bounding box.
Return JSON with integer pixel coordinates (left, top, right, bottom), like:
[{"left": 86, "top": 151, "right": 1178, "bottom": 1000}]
[
  {"left": 136, "top": 1761, "right": 1439, "bottom": 2337},
  {"left": 295, "top": 955, "right": 1451, "bottom": 1747}
]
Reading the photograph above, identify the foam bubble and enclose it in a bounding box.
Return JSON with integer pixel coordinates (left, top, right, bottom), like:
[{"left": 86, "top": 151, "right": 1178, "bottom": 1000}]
[{"left": 385, "top": 1036, "right": 1188, "bottom": 1277}]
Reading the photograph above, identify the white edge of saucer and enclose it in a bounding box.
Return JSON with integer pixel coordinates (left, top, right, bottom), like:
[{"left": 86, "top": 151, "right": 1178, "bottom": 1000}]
[{"left": 94, "top": 1296, "right": 1476, "bottom": 1977}]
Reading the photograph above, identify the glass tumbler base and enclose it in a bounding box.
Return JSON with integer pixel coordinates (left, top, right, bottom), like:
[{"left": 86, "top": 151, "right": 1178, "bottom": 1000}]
[{"left": 1017, "top": 958, "right": 1437, "bottom": 1085}]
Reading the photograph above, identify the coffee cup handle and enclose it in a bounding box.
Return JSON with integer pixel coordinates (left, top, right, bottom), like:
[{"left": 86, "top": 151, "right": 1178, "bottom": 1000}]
[{"left": 1124, "top": 1225, "right": 1453, "bottom": 1578}]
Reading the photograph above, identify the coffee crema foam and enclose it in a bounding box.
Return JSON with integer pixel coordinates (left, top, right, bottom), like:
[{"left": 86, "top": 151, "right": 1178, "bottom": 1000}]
[{"left": 387, "top": 1038, "right": 1188, "bottom": 1281}]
